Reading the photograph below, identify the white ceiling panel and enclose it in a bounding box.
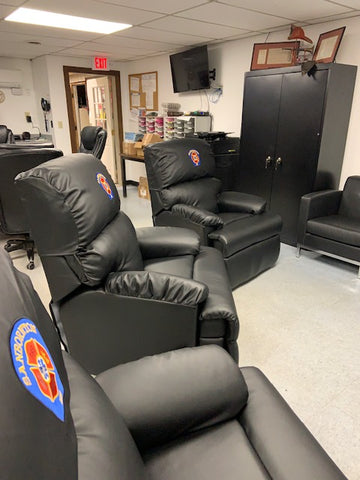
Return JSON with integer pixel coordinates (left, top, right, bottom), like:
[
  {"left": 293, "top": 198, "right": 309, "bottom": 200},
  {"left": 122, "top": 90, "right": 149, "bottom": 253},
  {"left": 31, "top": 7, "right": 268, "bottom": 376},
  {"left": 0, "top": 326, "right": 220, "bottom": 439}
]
[
  {"left": 1, "top": 0, "right": 25, "bottom": 5},
  {"left": 0, "top": 30, "right": 82, "bottom": 47},
  {"left": 116, "top": 26, "right": 212, "bottom": 45},
  {"left": 63, "top": 41, "right": 159, "bottom": 57},
  {"left": 0, "top": 4, "right": 17, "bottom": 19},
  {"left": 95, "top": 34, "right": 179, "bottom": 51},
  {"left": 24, "top": 0, "right": 164, "bottom": 24},
  {"left": 99, "top": 0, "right": 210, "bottom": 15},
  {"left": 176, "top": 2, "right": 293, "bottom": 29},
  {"left": 333, "top": 0, "right": 360, "bottom": 7},
  {"left": 304, "top": 10, "right": 360, "bottom": 24},
  {"left": 218, "top": 0, "right": 352, "bottom": 21},
  {"left": 0, "top": 41, "right": 62, "bottom": 58},
  {"left": 0, "top": 20, "right": 102, "bottom": 40},
  {"left": 143, "top": 16, "right": 250, "bottom": 38}
]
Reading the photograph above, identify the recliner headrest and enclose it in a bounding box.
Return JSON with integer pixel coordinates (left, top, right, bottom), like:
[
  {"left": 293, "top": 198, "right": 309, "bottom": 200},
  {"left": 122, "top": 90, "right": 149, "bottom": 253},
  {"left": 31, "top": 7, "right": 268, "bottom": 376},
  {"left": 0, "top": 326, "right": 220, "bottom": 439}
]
[
  {"left": 144, "top": 138, "right": 215, "bottom": 190},
  {"left": 0, "top": 249, "right": 77, "bottom": 477},
  {"left": 0, "top": 124, "right": 10, "bottom": 143},
  {"left": 80, "top": 126, "right": 103, "bottom": 151},
  {"left": 15, "top": 153, "right": 120, "bottom": 255}
]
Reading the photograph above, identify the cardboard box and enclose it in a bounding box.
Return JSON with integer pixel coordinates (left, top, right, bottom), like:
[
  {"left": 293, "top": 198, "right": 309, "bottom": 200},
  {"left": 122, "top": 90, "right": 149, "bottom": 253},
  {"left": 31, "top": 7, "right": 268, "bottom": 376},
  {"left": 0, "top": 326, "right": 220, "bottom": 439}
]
[
  {"left": 122, "top": 141, "right": 136, "bottom": 155},
  {"left": 138, "top": 176, "right": 150, "bottom": 200},
  {"left": 135, "top": 133, "right": 163, "bottom": 158}
]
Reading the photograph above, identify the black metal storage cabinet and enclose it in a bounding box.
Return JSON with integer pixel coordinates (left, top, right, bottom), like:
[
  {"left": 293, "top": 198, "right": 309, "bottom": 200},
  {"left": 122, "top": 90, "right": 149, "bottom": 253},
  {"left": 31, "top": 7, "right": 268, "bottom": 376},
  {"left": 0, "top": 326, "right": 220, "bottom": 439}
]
[{"left": 237, "top": 63, "right": 357, "bottom": 245}]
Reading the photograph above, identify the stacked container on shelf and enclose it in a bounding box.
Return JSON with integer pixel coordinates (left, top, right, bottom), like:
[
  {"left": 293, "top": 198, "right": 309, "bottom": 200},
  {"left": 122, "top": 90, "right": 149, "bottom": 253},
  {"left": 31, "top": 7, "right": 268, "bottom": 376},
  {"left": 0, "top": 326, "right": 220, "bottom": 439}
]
[
  {"left": 165, "top": 117, "right": 175, "bottom": 140},
  {"left": 138, "top": 115, "right": 146, "bottom": 135},
  {"left": 155, "top": 116, "right": 164, "bottom": 138}
]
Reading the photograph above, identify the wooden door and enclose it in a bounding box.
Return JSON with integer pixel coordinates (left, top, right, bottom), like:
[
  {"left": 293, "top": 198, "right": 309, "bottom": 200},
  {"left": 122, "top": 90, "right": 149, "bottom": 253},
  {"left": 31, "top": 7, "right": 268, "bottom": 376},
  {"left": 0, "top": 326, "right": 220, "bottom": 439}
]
[
  {"left": 238, "top": 73, "right": 282, "bottom": 202},
  {"left": 271, "top": 69, "right": 328, "bottom": 244}
]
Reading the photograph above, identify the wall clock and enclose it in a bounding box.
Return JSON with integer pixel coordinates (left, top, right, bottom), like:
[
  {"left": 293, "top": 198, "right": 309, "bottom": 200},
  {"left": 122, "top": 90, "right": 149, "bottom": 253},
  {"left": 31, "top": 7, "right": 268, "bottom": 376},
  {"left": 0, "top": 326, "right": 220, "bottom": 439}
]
[{"left": 0, "top": 90, "right": 5, "bottom": 103}]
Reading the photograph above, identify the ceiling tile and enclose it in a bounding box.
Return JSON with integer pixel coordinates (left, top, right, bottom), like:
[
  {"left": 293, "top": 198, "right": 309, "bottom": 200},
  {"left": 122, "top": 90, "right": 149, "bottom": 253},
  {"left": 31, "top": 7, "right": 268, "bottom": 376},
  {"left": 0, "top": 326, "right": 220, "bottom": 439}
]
[
  {"left": 116, "top": 25, "right": 212, "bottom": 45},
  {"left": 331, "top": 0, "right": 360, "bottom": 7},
  {"left": 0, "top": 4, "right": 17, "bottom": 18},
  {"left": 95, "top": 34, "right": 180, "bottom": 50},
  {"left": 1, "top": 0, "right": 24, "bottom": 5},
  {"left": 0, "top": 30, "right": 82, "bottom": 47},
  {"left": 0, "top": 19, "right": 102, "bottom": 40},
  {"left": 176, "top": 2, "right": 293, "bottom": 29},
  {"left": 304, "top": 10, "right": 360, "bottom": 23},
  {"left": 24, "top": 0, "right": 164, "bottom": 25},
  {"left": 143, "top": 15, "right": 250, "bottom": 38},
  {"left": 0, "top": 41, "right": 62, "bottom": 58},
  {"left": 62, "top": 41, "right": 160, "bottom": 57},
  {"left": 218, "top": 0, "right": 352, "bottom": 21},
  {"left": 98, "top": 0, "right": 210, "bottom": 15}
]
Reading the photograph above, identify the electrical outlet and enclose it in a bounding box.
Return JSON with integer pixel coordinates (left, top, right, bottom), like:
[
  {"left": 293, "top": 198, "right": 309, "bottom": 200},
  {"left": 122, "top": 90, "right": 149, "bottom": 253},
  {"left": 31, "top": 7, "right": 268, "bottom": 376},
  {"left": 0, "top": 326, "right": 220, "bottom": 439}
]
[
  {"left": 58, "top": 121, "right": 63, "bottom": 129},
  {"left": 25, "top": 112, "right": 32, "bottom": 123}
]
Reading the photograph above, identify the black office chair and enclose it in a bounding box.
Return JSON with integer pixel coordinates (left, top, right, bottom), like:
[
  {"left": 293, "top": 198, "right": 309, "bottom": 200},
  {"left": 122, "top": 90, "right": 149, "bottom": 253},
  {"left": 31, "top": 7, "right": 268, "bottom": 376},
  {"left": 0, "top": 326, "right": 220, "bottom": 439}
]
[
  {"left": 0, "top": 248, "right": 348, "bottom": 480},
  {"left": 0, "top": 148, "right": 63, "bottom": 269},
  {"left": 0, "top": 125, "right": 15, "bottom": 144},
  {"left": 79, "top": 126, "right": 107, "bottom": 159}
]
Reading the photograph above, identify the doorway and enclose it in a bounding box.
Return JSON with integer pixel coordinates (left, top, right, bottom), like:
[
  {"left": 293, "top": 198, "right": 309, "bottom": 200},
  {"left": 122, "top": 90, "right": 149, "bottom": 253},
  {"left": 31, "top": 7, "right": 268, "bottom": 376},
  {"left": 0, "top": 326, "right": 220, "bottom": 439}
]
[{"left": 63, "top": 66, "right": 123, "bottom": 183}]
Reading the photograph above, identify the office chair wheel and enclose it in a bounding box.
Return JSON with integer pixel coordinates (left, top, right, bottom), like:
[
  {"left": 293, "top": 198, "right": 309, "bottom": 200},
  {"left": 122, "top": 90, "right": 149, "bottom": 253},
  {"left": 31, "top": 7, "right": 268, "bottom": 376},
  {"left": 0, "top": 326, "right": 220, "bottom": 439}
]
[
  {"left": 4, "top": 244, "right": 11, "bottom": 252},
  {"left": 27, "top": 261, "right": 35, "bottom": 270}
]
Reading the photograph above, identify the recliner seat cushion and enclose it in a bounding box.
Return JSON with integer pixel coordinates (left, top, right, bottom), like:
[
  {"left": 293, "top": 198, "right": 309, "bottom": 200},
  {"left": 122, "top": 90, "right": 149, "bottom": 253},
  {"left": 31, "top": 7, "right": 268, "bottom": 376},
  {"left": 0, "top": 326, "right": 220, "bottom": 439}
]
[
  {"left": 210, "top": 213, "right": 282, "bottom": 258},
  {"left": 307, "top": 214, "right": 360, "bottom": 247},
  {"left": 144, "top": 255, "right": 194, "bottom": 279}
]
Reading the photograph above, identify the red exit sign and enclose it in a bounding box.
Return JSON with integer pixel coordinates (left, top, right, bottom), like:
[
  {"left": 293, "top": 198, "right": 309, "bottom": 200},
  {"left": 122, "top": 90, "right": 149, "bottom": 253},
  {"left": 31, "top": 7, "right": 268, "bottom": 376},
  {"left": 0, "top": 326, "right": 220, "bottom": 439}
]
[{"left": 93, "top": 57, "right": 109, "bottom": 71}]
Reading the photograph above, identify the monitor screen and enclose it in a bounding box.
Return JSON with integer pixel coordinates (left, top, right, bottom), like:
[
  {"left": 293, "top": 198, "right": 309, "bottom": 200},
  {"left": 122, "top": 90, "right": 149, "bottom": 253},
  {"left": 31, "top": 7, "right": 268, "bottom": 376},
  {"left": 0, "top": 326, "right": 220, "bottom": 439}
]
[{"left": 170, "top": 46, "right": 210, "bottom": 93}]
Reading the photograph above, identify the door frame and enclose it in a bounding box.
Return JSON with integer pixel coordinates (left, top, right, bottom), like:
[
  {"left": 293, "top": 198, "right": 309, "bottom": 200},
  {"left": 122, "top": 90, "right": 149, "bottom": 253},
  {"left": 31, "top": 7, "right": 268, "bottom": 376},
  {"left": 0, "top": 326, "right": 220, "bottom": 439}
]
[{"left": 63, "top": 65, "right": 124, "bottom": 154}]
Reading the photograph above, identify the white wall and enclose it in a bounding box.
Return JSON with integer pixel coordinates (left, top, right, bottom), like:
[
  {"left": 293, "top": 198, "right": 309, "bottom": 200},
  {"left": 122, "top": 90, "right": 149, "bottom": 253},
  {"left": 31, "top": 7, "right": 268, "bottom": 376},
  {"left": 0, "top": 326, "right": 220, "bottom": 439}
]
[
  {"left": 120, "top": 16, "right": 360, "bottom": 187},
  {"left": 0, "top": 57, "right": 40, "bottom": 135}
]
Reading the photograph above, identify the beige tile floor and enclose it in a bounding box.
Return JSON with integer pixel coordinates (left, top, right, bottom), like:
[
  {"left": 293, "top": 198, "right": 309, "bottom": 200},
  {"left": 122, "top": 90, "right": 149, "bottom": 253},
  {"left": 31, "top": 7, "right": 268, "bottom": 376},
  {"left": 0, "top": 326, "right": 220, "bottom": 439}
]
[{"left": 3, "top": 185, "right": 360, "bottom": 479}]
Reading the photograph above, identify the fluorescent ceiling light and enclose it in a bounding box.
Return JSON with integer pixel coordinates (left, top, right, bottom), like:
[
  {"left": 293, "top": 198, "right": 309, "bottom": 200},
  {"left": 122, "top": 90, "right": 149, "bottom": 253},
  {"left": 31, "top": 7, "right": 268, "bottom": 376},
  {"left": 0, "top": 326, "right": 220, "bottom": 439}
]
[{"left": 5, "top": 7, "right": 132, "bottom": 34}]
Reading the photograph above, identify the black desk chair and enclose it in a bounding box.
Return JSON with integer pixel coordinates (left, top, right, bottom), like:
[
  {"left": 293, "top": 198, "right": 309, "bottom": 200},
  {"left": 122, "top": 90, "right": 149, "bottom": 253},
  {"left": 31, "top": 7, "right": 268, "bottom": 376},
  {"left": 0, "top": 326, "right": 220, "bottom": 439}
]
[
  {"left": 0, "top": 248, "right": 347, "bottom": 480},
  {"left": 79, "top": 126, "right": 107, "bottom": 160},
  {"left": 0, "top": 148, "right": 63, "bottom": 269},
  {"left": 0, "top": 124, "right": 15, "bottom": 144}
]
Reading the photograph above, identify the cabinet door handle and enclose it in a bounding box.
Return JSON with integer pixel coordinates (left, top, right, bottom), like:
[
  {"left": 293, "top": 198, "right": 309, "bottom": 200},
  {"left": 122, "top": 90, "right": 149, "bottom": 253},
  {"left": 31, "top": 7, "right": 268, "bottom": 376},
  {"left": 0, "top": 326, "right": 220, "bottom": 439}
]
[
  {"left": 275, "top": 157, "right": 282, "bottom": 170},
  {"left": 265, "top": 156, "right": 272, "bottom": 169}
]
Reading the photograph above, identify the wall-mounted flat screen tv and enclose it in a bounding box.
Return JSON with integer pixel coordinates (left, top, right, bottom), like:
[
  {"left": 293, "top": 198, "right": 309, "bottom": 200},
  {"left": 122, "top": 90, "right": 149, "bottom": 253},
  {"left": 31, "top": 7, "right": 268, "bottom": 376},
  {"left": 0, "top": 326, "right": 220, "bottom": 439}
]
[{"left": 170, "top": 45, "right": 210, "bottom": 93}]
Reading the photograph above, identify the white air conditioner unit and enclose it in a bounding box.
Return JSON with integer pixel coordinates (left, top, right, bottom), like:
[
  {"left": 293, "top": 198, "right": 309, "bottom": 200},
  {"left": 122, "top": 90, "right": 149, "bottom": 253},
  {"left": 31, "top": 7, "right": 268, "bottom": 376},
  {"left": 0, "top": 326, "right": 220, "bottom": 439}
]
[{"left": 0, "top": 69, "right": 22, "bottom": 89}]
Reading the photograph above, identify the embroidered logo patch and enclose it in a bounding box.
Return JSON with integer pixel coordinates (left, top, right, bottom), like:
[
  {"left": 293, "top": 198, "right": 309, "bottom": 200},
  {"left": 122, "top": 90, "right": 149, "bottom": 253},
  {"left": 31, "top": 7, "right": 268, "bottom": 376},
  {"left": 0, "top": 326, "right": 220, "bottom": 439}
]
[
  {"left": 97, "top": 173, "right": 114, "bottom": 199},
  {"left": 10, "top": 318, "right": 65, "bottom": 421},
  {"left": 188, "top": 149, "right": 201, "bottom": 167}
]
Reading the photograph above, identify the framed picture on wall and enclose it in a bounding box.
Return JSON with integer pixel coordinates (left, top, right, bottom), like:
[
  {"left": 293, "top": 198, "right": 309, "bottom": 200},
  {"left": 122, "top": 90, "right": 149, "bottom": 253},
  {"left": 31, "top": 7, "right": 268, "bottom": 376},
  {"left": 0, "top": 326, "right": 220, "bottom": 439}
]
[
  {"left": 250, "top": 41, "right": 299, "bottom": 70},
  {"left": 313, "top": 27, "right": 346, "bottom": 63}
]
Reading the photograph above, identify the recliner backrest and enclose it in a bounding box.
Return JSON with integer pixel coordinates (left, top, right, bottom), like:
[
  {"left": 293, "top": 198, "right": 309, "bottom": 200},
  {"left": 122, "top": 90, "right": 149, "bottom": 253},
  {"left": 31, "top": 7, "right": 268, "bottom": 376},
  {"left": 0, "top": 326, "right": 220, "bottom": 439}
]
[
  {"left": 0, "top": 148, "right": 63, "bottom": 234},
  {"left": 145, "top": 138, "right": 222, "bottom": 213},
  {"left": 79, "top": 126, "right": 107, "bottom": 160},
  {"left": 0, "top": 125, "right": 14, "bottom": 144},
  {"left": 339, "top": 175, "right": 360, "bottom": 219},
  {"left": 16, "top": 154, "right": 143, "bottom": 302}
]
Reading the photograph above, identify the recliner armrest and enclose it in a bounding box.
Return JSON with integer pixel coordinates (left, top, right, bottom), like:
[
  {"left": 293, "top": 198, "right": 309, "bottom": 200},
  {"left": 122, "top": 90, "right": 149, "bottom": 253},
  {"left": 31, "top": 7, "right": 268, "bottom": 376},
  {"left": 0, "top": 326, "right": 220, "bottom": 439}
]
[
  {"left": 136, "top": 226, "right": 200, "bottom": 258},
  {"left": 297, "top": 190, "right": 342, "bottom": 244},
  {"left": 217, "top": 191, "right": 266, "bottom": 214},
  {"left": 96, "top": 345, "right": 248, "bottom": 452},
  {"left": 105, "top": 270, "right": 208, "bottom": 306},
  {"left": 171, "top": 203, "right": 224, "bottom": 227}
]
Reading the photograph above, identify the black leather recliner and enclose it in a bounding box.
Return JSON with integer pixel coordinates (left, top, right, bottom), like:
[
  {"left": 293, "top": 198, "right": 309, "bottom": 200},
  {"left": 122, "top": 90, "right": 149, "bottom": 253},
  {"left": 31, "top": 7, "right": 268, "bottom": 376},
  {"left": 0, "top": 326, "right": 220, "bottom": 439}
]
[
  {"left": 16, "top": 153, "right": 239, "bottom": 374},
  {"left": 144, "top": 139, "right": 282, "bottom": 289},
  {"left": 0, "top": 248, "right": 347, "bottom": 480},
  {"left": 0, "top": 147, "right": 63, "bottom": 269},
  {"left": 79, "top": 126, "right": 107, "bottom": 159},
  {"left": 297, "top": 176, "right": 360, "bottom": 276},
  {"left": 0, "top": 124, "right": 15, "bottom": 144}
]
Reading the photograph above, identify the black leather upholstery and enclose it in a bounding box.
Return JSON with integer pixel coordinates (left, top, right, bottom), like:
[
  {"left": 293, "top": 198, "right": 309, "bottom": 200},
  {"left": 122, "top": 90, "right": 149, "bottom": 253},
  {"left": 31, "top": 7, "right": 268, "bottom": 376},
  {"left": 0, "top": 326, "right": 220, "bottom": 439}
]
[
  {"left": 16, "top": 153, "right": 239, "bottom": 373},
  {"left": 79, "top": 126, "right": 107, "bottom": 160},
  {"left": 144, "top": 139, "right": 282, "bottom": 289},
  {"left": 0, "top": 147, "right": 63, "bottom": 269},
  {"left": 0, "top": 124, "right": 15, "bottom": 144},
  {"left": 0, "top": 249, "right": 348, "bottom": 480},
  {"left": 297, "top": 176, "right": 360, "bottom": 271}
]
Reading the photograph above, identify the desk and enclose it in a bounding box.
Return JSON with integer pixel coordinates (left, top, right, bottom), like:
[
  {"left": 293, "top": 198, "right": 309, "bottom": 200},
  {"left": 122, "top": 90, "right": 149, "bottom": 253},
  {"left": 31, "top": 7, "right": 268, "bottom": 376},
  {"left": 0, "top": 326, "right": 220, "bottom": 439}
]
[{"left": 120, "top": 154, "right": 144, "bottom": 197}]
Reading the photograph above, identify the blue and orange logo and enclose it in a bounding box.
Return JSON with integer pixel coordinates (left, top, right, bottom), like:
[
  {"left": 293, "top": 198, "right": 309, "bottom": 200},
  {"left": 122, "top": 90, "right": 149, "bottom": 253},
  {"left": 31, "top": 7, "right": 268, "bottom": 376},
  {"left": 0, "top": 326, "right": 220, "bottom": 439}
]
[
  {"left": 188, "top": 149, "right": 201, "bottom": 167},
  {"left": 10, "top": 318, "right": 64, "bottom": 421},
  {"left": 97, "top": 173, "right": 114, "bottom": 199}
]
